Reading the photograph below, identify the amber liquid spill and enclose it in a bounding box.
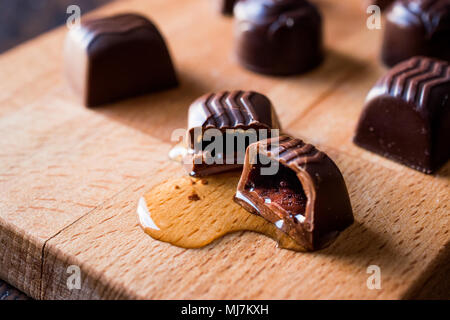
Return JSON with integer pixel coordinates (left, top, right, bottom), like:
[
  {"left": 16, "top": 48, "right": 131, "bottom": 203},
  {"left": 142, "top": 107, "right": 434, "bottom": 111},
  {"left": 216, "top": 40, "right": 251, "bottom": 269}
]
[{"left": 137, "top": 172, "right": 305, "bottom": 251}]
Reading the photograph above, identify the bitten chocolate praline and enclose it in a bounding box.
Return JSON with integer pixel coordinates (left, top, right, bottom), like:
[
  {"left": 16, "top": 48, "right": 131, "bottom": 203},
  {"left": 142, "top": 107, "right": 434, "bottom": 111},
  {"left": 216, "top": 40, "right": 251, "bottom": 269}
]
[
  {"left": 234, "top": 0, "right": 323, "bottom": 76},
  {"left": 183, "top": 90, "right": 281, "bottom": 177},
  {"left": 64, "top": 13, "right": 178, "bottom": 107},
  {"left": 354, "top": 56, "right": 450, "bottom": 174},
  {"left": 382, "top": 0, "right": 450, "bottom": 67},
  {"left": 234, "top": 135, "right": 354, "bottom": 251}
]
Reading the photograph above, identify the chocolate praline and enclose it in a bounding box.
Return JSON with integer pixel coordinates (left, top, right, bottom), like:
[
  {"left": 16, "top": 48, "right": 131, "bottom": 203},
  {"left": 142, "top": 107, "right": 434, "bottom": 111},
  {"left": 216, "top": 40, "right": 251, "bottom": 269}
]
[
  {"left": 381, "top": 0, "right": 450, "bottom": 67},
  {"left": 183, "top": 90, "right": 281, "bottom": 177},
  {"left": 64, "top": 13, "right": 178, "bottom": 107},
  {"left": 354, "top": 56, "right": 450, "bottom": 174},
  {"left": 234, "top": 0, "right": 323, "bottom": 76},
  {"left": 234, "top": 135, "right": 354, "bottom": 251}
]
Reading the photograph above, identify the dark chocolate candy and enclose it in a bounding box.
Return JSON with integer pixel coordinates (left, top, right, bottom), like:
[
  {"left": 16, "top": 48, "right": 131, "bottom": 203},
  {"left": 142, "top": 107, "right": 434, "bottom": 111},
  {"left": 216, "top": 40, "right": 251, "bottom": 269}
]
[
  {"left": 354, "top": 56, "right": 450, "bottom": 174},
  {"left": 64, "top": 13, "right": 178, "bottom": 107},
  {"left": 363, "top": 0, "right": 394, "bottom": 11},
  {"left": 216, "top": 0, "right": 239, "bottom": 15},
  {"left": 234, "top": 135, "right": 354, "bottom": 251},
  {"left": 382, "top": 0, "right": 450, "bottom": 67},
  {"left": 234, "top": 0, "right": 323, "bottom": 76},
  {"left": 184, "top": 90, "right": 281, "bottom": 177}
]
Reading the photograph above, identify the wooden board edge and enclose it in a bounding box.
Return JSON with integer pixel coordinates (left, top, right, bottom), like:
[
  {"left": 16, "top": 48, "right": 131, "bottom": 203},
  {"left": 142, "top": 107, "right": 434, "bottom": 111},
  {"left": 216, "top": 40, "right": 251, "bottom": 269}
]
[
  {"left": 41, "top": 244, "right": 133, "bottom": 299},
  {"left": 0, "top": 219, "right": 43, "bottom": 299}
]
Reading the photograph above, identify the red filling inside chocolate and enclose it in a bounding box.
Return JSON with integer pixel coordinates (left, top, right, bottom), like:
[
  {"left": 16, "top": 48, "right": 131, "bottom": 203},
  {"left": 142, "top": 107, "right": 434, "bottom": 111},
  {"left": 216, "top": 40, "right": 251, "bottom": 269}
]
[{"left": 245, "top": 163, "right": 307, "bottom": 218}]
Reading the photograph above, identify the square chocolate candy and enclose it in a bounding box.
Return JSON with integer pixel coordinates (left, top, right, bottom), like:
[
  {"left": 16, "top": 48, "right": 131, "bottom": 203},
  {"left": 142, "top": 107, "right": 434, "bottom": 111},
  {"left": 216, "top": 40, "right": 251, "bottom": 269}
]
[{"left": 64, "top": 13, "right": 178, "bottom": 107}]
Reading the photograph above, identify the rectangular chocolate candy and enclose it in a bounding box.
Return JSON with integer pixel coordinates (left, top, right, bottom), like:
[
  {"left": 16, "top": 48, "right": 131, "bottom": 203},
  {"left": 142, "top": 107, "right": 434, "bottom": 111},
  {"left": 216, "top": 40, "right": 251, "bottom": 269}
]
[{"left": 354, "top": 56, "right": 450, "bottom": 174}]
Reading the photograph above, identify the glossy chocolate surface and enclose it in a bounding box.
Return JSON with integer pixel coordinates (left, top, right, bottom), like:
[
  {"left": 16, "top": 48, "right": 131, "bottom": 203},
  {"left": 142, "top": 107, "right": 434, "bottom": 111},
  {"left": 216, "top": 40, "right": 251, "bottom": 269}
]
[
  {"left": 234, "top": 0, "right": 323, "bottom": 76},
  {"left": 64, "top": 13, "right": 178, "bottom": 107},
  {"left": 382, "top": 0, "right": 450, "bottom": 67},
  {"left": 354, "top": 56, "right": 450, "bottom": 174},
  {"left": 234, "top": 135, "right": 354, "bottom": 251},
  {"left": 184, "top": 90, "right": 281, "bottom": 177}
]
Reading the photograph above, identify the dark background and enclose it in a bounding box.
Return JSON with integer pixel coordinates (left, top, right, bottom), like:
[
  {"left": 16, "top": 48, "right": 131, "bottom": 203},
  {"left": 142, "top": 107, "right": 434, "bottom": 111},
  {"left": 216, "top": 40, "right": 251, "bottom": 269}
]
[
  {"left": 0, "top": 0, "right": 112, "bottom": 299},
  {"left": 0, "top": 0, "right": 111, "bottom": 53}
]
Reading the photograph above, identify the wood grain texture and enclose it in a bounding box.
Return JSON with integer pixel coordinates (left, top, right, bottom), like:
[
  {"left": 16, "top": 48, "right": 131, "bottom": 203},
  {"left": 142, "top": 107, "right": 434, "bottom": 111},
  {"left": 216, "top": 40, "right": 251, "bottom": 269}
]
[
  {"left": 0, "top": 0, "right": 448, "bottom": 299},
  {"left": 41, "top": 148, "right": 450, "bottom": 299}
]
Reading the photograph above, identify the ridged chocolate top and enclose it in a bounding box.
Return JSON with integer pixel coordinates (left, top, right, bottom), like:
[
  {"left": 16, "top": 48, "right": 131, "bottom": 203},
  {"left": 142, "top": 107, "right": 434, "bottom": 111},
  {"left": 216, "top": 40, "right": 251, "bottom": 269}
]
[
  {"left": 367, "top": 56, "right": 450, "bottom": 113},
  {"left": 73, "top": 13, "right": 160, "bottom": 50},
  {"left": 389, "top": 0, "right": 450, "bottom": 35},
  {"left": 354, "top": 56, "right": 450, "bottom": 174},
  {"left": 236, "top": 135, "right": 354, "bottom": 250},
  {"left": 260, "top": 135, "right": 326, "bottom": 168},
  {"left": 187, "top": 90, "right": 280, "bottom": 133}
]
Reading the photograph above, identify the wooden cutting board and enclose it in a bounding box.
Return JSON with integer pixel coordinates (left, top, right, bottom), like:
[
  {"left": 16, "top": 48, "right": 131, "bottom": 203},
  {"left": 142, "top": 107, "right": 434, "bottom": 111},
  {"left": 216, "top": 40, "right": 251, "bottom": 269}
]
[{"left": 0, "top": 0, "right": 448, "bottom": 300}]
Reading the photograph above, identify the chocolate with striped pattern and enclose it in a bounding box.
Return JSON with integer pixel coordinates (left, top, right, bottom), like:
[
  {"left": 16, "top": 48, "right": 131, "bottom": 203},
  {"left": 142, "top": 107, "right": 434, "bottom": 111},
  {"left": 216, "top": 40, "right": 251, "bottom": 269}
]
[
  {"left": 354, "top": 56, "right": 450, "bottom": 174},
  {"left": 184, "top": 90, "right": 281, "bottom": 177},
  {"left": 234, "top": 135, "right": 354, "bottom": 251}
]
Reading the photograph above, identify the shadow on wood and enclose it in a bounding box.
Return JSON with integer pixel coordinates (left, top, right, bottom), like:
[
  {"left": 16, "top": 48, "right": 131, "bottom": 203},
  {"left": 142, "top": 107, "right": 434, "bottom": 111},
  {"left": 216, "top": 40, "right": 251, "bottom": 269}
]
[{"left": 92, "top": 71, "right": 210, "bottom": 143}]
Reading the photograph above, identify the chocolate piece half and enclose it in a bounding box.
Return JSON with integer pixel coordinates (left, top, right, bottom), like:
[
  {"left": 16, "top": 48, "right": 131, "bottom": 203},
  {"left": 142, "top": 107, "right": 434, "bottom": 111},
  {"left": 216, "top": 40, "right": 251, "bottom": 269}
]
[
  {"left": 64, "top": 13, "right": 178, "bottom": 107},
  {"left": 184, "top": 90, "right": 281, "bottom": 177},
  {"left": 381, "top": 0, "right": 450, "bottom": 67},
  {"left": 234, "top": 0, "right": 323, "bottom": 76},
  {"left": 234, "top": 135, "right": 354, "bottom": 251},
  {"left": 354, "top": 56, "right": 450, "bottom": 174},
  {"left": 216, "top": 0, "right": 239, "bottom": 15}
]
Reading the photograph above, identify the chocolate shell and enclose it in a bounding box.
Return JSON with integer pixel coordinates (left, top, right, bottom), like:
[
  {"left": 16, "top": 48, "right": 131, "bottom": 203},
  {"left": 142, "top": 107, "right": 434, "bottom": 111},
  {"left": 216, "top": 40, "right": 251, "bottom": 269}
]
[
  {"left": 184, "top": 90, "right": 281, "bottom": 177},
  {"left": 64, "top": 13, "right": 178, "bottom": 107},
  {"left": 234, "top": 0, "right": 323, "bottom": 76},
  {"left": 381, "top": 0, "right": 450, "bottom": 67},
  {"left": 354, "top": 56, "right": 450, "bottom": 174},
  {"left": 234, "top": 135, "right": 354, "bottom": 251}
]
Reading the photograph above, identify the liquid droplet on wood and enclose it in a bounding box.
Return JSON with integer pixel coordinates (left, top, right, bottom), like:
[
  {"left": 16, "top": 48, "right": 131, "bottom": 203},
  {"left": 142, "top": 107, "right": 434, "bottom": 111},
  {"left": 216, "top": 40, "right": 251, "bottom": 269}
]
[{"left": 137, "top": 172, "right": 305, "bottom": 251}]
